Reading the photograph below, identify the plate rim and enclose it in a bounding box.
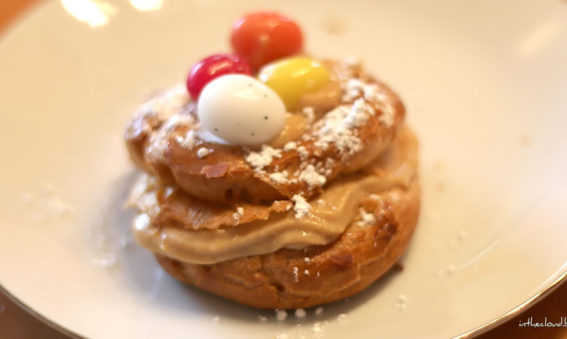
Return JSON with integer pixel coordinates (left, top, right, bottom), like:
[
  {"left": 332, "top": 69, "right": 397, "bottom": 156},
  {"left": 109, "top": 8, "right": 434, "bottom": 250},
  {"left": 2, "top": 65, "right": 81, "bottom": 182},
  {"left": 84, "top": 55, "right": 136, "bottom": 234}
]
[
  {"left": 0, "top": 284, "right": 81, "bottom": 338},
  {"left": 2, "top": 266, "right": 566, "bottom": 338},
  {"left": 454, "top": 266, "right": 567, "bottom": 338}
]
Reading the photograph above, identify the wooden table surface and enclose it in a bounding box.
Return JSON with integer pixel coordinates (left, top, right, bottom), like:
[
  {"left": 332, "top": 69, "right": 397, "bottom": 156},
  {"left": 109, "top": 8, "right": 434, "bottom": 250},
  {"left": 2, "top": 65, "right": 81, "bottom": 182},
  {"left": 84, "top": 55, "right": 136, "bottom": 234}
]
[{"left": 0, "top": 1, "right": 565, "bottom": 338}]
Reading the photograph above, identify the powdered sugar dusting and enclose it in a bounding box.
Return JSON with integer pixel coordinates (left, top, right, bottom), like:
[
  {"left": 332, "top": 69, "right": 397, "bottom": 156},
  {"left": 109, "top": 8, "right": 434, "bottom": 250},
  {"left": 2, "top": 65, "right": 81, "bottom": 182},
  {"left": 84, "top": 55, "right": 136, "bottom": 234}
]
[
  {"left": 232, "top": 207, "right": 244, "bottom": 221},
  {"left": 345, "top": 98, "right": 372, "bottom": 128},
  {"left": 197, "top": 147, "right": 211, "bottom": 158},
  {"left": 312, "top": 74, "right": 397, "bottom": 157},
  {"left": 291, "top": 195, "right": 311, "bottom": 219},
  {"left": 298, "top": 165, "right": 326, "bottom": 187},
  {"left": 283, "top": 141, "right": 297, "bottom": 151},
  {"left": 312, "top": 321, "right": 327, "bottom": 338},
  {"left": 275, "top": 309, "right": 287, "bottom": 321},
  {"left": 313, "top": 105, "right": 363, "bottom": 156},
  {"left": 269, "top": 171, "right": 290, "bottom": 184},
  {"left": 302, "top": 106, "right": 315, "bottom": 123},
  {"left": 245, "top": 145, "right": 282, "bottom": 171},
  {"left": 176, "top": 129, "right": 197, "bottom": 149},
  {"left": 357, "top": 207, "right": 376, "bottom": 227},
  {"left": 342, "top": 77, "right": 396, "bottom": 128},
  {"left": 343, "top": 78, "right": 366, "bottom": 101},
  {"left": 292, "top": 266, "right": 299, "bottom": 282}
]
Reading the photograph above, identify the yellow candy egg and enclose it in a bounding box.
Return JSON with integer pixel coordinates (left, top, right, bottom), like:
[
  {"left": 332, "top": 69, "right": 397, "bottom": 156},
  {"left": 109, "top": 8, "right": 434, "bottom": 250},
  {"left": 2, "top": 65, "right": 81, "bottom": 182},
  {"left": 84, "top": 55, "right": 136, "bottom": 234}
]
[{"left": 258, "top": 57, "right": 330, "bottom": 111}]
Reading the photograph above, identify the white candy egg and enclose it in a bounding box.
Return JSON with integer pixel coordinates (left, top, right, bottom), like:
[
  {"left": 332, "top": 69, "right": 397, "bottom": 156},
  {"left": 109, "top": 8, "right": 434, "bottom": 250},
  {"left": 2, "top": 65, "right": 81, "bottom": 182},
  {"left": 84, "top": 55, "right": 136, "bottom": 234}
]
[{"left": 197, "top": 74, "right": 287, "bottom": 145}]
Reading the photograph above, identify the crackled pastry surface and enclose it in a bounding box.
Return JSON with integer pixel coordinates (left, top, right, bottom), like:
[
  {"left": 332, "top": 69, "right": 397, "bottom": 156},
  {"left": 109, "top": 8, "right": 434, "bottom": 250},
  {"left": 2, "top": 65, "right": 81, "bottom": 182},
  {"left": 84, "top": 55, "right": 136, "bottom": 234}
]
[{"left": 125, "top": 61, "right": 405, "bottom": 205}]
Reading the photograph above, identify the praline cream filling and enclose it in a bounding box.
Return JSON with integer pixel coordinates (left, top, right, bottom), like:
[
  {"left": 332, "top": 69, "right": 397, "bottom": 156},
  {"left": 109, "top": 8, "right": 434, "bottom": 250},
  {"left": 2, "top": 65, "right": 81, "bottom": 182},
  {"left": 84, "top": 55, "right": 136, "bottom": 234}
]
[{"left": 132, "top": 127, "right": 417, "bottom": 264}]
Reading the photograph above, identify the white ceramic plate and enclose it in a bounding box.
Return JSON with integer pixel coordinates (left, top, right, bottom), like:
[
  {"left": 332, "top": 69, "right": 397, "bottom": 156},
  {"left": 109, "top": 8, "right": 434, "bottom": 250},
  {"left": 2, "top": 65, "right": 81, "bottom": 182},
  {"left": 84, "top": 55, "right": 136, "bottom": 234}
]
[{"left": 1, "top": 0, "right": 567, "bottom": 338}]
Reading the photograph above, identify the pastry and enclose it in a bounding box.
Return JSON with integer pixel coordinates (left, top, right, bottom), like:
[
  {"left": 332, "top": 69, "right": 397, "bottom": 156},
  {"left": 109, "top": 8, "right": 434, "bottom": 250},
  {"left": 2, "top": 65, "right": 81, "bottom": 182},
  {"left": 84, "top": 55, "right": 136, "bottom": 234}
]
[{"left": 125, "top": 11, "right": 420, "bottom": 309}]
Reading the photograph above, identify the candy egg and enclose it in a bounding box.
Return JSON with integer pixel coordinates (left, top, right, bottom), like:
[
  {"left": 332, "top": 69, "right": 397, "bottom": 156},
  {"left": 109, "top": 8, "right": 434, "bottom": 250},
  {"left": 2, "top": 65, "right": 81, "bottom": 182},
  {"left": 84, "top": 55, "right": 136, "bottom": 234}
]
[
  {"left": 198, "top": 74, "right": 286, "bottom": 145},
  {"left": 231, "top": 12, "right": 303, "bottom": 71},
  {"left": 258, "top": 57, "right": 330, "bottom": 111},
  {"left": 186, "top": 54, "right": 252, "bottom": 99}
]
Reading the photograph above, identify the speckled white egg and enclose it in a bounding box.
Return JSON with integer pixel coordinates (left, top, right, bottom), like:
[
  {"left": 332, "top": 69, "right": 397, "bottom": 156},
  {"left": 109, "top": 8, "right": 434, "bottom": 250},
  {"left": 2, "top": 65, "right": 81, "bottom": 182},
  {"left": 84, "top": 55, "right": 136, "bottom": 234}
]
[{"left": 197, "top": 74, "right": 287, "bottom": 145}]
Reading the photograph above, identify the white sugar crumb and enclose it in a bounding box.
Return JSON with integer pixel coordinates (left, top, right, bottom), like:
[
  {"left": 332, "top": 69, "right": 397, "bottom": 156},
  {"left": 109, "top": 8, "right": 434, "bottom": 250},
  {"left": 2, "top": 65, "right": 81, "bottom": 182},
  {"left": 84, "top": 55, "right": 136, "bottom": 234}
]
[
  {"left": 298, "top": 165, "right": 326, "bottom": 187},
  {"left": 245, "top": 145, "right": 282, "bottom": 171},
  {"left": 297, "top": 145, "right": 308, "bottom": 158},
  {"left": 197, "top": 147, "right": 211, "bottom": 158},
  {"left": 232, "top": 207, "right": 244, "bottom": 220},
  {"left": 302, "top": 106, "right": 315, "bottom": 123},
  {"left": 357, "top": 208, "right": 376, "bottom": 227},
  {"left": 291, "top": 195, "right": 311, "bottom": 219},
  {"left": 304, "top": 269, "right": 310, "bottom": 275},
  {"left": 304, "top": 257, "right": 311, "bottom": 263},
  {"left": 176, "top": 129, "right": 197, "bottom": 149},
  {"left": 269, "top": 171, "right": 289, "bottom": 184},
  {"left": 275, "top": 309, "right": 287, "bottom": 321},
  {"left": 163, "top": 187, "right": 174, "bottom": 198},
  {"left": 147, "top": 132, "right": 170, "bottom": 158},
  {"left": 133, "top": 213, "right": 150, "bottom": 231},
  {"left": 213, "top": 316, "right": 220, "bottom": 323},
  {"left": 292, "top": 266, "right": 299, "bottom": 282},
  {"left": 295, "top": 308, "right": 306, "bottom": 318},
  {"left": 337, "top": 313, "right": 347, "bottom": 322},
  {"left": 394, "top": 294, "right": 407, "bottom": 311},
  {"left": 283, "top": 141, "right": 297, "bottom": 151},
  {"left": 312, "top": 321, "right": 327, "bottom": 338},
  {"left": 258, "top": 315, "right": 268, "bottom": 322},
  {"left": 283, "top": 141, "right": 308, "bottom": 159},
  {"left": 315, "top": 307, "right": 324, "bottom": 316}
]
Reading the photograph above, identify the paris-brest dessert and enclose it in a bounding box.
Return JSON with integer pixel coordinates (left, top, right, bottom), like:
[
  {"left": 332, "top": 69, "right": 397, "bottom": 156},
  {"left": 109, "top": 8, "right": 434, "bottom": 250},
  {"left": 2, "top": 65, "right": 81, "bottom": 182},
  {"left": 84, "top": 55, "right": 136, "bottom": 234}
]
[{"left": 125, "top": 12, "right": 420, "bottom": 309}]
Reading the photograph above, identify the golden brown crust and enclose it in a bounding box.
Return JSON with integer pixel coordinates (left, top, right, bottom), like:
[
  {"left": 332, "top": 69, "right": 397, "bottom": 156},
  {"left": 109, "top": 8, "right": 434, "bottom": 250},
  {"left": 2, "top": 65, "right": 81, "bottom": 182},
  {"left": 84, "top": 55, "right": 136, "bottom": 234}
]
[
  {"left": 127, "top": 173, "right": 292, "bottom": 231},
  {"left": 154, "top": 176, "right": 419, "bottom": 309}
]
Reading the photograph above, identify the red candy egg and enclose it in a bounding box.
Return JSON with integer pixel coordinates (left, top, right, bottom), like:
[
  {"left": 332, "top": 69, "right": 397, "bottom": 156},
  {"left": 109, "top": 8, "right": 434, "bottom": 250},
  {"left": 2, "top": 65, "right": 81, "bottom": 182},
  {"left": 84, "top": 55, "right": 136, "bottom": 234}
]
[
  {"left": 231, "top": 12, "right": 303, "bottom": 71},
  {"left": 186, "top": 54, "right": 252, "bottom": 99}
]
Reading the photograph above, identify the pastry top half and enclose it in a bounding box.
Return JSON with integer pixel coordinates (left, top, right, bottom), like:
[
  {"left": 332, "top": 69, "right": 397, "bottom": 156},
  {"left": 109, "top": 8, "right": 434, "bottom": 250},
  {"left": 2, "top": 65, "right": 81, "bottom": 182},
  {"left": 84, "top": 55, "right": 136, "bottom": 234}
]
[
  {"left": 125, "top": 59, "right": 417, "bottom": 266},
  {"left": 125, "top": 60, "right": 406, "bottom": 205}
]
